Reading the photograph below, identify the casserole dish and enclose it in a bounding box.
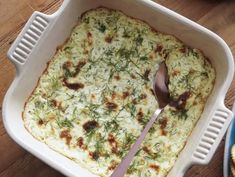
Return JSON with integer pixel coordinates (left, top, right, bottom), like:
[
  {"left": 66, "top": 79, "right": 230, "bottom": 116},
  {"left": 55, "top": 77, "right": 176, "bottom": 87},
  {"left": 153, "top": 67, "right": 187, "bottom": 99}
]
[{"left": 3, "top": 0, "right": 234, "bottom": 176}]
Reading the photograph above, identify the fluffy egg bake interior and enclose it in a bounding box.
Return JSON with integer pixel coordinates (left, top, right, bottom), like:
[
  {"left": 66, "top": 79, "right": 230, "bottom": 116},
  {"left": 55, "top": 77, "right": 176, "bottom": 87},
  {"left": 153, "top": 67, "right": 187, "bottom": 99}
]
[{"left": 23, "top": 8, "right": 215, "bottom": 177}]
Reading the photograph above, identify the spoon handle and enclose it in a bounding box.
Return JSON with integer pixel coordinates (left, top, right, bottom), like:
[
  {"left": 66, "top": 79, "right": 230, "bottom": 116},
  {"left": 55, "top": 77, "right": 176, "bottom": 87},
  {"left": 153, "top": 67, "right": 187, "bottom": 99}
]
[{"left": 111, "top": 108, "right": 162, "bottom": 177}]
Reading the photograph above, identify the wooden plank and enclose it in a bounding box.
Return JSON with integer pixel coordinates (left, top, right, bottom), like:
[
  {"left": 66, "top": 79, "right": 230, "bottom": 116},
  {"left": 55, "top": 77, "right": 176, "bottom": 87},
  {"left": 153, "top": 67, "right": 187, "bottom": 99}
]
[
  {"left": 0, "top": 134, "right": 26, "bottom": 173},
  {"left": 0, "top": 154, "right": 63, "bottom": 177},
  {"left": 197, "top": 1, "right": 235, "bottom": 110},
  {"left": 157, "top": 0, "right": 220, "bottom": 21}
]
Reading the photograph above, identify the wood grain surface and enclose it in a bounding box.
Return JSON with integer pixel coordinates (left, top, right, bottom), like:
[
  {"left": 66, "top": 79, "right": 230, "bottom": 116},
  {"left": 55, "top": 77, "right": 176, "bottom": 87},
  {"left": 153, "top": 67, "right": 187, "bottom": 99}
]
[{"left": 0, "top": 0, "right": 234, "bottom": 177}]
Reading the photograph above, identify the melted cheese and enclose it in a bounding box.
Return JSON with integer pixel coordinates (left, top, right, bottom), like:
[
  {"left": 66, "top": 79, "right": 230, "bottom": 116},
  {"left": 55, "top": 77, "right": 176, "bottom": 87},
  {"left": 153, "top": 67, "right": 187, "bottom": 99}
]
[{"left": 23, "top": 8, "right": 215, "bottom": 177}]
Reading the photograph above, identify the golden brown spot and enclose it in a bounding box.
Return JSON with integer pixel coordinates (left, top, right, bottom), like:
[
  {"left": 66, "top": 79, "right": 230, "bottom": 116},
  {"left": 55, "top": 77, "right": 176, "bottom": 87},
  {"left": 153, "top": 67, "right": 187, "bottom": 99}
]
[
  {"left": 149, "top": 164, "right": 160, "bottom": 172},
  {"left": 137, "top": 108, "right": 144, "bottom": 122},
  {"left": 51, "top": 100, "right": 64, "bottom": 111},
  {"left": 88, "top": 41, "right": 92, "bottom": 46},
  {"left": 74, "top": 61, "right": 86, "bottom": 76},
  {"left": 91, "top": 94, "right": 96, "bottom": 100},
  {"left": 122, "top": 91, "right": 130, "bottom": 99},
  {"left": 159, "top": 118, "right": 167, "bottom": 129},
  {"left": 189, "top": 69, "right": 196, "bottom": 74},
  {"left": 108, "top": 134, "right": 118, "bottom": 154},
  {"left": 60, "top": 130, "right": 72, "bottom": 145},
  {"left": 77, "top": 137, "right": 83, "bottom": 147},
  {"left": 57, "top": 102, "right": 64, "bottom": 111},
  {"left": 62, "top": 61, "right": 72, "bottom": 69},
  {"left": 63, "top": 78, "right": 84, "bottom": 90},
  {"left": 51, "top": 99, "right": 57, "bottom": 107},
  {"left": 42, "top": 93, "right": 47, "bottom": 98},
  {"left": 83, "top": 49, "right": 89, "bottom": 54},
  {"left": 114, "top": 75, "right": 121, "bottom": 80},
  {"left": 149, "top": 54, "right": 154, "bottom": 59},
  {"left": 87, "top": 32, "right": 93, "bottom": 46},
  {"left": 155, "top": 45, "right": 163, "bottom": 53},
  {"left": 112, "top": 91, "right": 116, "bottom": 100},
  {"left": 172, "top": 70, "right": 180, "bottom": 76},
  {"left": 87, "top": 32, "right": 92, "bottom": 38},
  {"left": 140, "top": 93, "right": 147, "bottom": 100},
  {"left": 89, "top": 151, "right": 99, "bottom": 160},
  {"left": 108, "top": 134, "right": 116, "bottom": 144},
  {"left": 106, "top": 101, "right": 118, "bottom": 111},
  {"left": 110, "top": 147, "right": 117, "bottom": 154},
  {"left": 132, "top": 99, "right": 137, "bottom": 105},
  {"left": 62, "top": 60, "right": 86, "bottom": 86},
  {"left": 105, "top": 36, "right": 113, "bottom": 43},
  {"left": 77, "top": 137, "right": 87, "bottom": 150},
  {"left": 159, "top": 118, "right": 168, "bottom": 135},
  {"left": 38, "top": 119, "right": 44, "bottom": 125},
  {"left": 143, "top": 146, "right": 151, "bottom": 154},
  {"left": 160, "top": 129, "right": 167, "bottom": 136},
  {"left": 108, "top": 161, "right": 118, "bottom": 171},
  {"left": 83, "top": 120, "right": 98, "bottom": 133},
  {"left": 130, "top": 73, "right": 136, "bottom": 79}
]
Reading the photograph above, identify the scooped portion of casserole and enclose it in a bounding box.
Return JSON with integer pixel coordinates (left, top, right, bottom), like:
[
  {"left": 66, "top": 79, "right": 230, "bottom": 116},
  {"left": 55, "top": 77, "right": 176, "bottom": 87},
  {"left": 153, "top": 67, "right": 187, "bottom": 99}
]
[{"left": 23, "top": 8, "right": 215, "bottom": 177}]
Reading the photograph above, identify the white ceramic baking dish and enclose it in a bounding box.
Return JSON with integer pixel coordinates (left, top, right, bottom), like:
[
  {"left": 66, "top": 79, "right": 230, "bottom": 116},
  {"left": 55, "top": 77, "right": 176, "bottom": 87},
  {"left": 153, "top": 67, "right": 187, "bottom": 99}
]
[{"left": 3, "top": 0, "right": 234, "bottom": 176}]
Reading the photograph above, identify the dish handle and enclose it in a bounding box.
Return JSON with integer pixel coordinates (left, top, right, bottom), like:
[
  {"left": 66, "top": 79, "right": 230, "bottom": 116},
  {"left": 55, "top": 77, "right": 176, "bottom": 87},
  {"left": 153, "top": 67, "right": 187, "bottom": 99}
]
[
  {"left": 7, "top": 0, "right": 69, "bottom": 74},
  {"left": 192, "top": 102, "right": 233, "bottom": 165},
  {"left": 7, "top": 11, "right": 53, "bottom": 74},
  {"left": 169, "top": 102, "right": 233, "bottom": 177}
]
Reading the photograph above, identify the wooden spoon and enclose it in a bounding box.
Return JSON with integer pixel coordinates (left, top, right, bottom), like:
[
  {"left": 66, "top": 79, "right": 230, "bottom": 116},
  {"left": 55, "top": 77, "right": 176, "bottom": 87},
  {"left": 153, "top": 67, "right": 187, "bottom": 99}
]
[{"left": 111, "top": 62, "right": 170, "bottom": 177}]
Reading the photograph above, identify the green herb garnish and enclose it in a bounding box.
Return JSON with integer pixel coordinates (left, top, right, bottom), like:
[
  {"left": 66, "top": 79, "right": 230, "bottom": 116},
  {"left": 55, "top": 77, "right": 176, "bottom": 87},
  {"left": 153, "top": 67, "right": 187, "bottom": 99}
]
[
  {"left": 98, "top": 23, "right": 106, "bottom": 33},
  {"left": 57, "top": 118, "right": 74, "bottom": 128},
  {"left": 135, "top": 35, "right": 143, "bottom": 46}
]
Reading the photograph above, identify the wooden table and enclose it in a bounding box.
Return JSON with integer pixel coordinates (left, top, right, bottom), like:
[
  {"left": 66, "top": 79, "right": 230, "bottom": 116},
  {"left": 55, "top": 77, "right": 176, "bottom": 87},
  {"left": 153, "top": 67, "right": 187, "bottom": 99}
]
[{"left": 0, "top": 0, "right": 234, "bottom": 176}]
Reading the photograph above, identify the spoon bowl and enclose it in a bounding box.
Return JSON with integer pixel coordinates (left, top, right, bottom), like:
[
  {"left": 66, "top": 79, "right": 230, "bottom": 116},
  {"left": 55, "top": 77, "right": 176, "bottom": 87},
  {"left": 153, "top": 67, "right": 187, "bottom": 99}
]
[{"left": 154, "top": 62, "right": 170, "bottom": 108}]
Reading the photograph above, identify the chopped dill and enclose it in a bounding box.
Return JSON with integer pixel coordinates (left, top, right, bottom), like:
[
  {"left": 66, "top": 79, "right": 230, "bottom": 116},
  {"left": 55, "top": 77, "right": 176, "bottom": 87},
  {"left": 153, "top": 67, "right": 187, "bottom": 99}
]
[
  {"left": 56, "top": 118, "right": 74, "bottom": 128},
  {"left": 64, "top": 67, "right": 73, "bottom": 78},
  {"left": 86, "top": 129, "right": 96, "bottom": 144},
  {"left": 98, "top": 23, "right": 106, "bottom": 33},
  {"left": 34, "top": 101, "right": 44, "bottom": 109},
  {"left": 135, "top": 35, "right": 143, "bottom": 46}
]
